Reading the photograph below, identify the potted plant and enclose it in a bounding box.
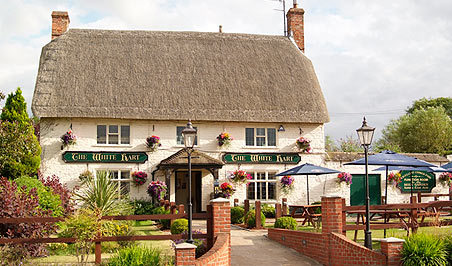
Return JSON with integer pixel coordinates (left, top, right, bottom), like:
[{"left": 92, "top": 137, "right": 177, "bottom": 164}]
[
  {"left": 216, "top": 132, "right": 233, "bottom": 147},
  {"left": 228, "top": 170, "right": 252, "bottom": 185},
  {"left": 219, "top": 182, "right": 235, "bottom": 198},
  {"left": 280, "top": 175, "right": 294, "bottom": 195},
  {"left": 388, "top": 172, "right": 402, "bottom": 187},
  {"left": 439, "top": 172, "right": 452, "bottom": 187},
  {"left": 132, "top": 171, "right": 148, "bottom": 186},
  {"left": 337, "top": 172, "right": 352, "bottom": 185},
  {"left": 296, "top": 137, "right": 311, "bottom": 153},
  {"left": 147, "top": 181, "right": 167, "bottom": 201},
  {"left": 61, "top": 130, "right": 76, "bottom": 147},
  {"left": 145, "top": 135, "right": 161, "bottom": 151}
]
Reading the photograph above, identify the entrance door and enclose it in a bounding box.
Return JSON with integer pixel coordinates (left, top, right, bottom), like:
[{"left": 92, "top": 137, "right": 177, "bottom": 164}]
[
  {"left": 350, "top": 174, "right": 381, "bottom": 206},
  {"left": 175, "top": 171, "right": 202, "bottom": 213}
]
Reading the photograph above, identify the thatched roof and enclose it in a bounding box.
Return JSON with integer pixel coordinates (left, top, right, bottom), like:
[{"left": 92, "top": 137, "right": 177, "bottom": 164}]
[
  {"left": 159, "top": 149, "right": 224, "bottom": 169},
  {"left": 326, "top": 152, "right": 449, "bottom": 164},
  {"left": 32, "top": 29, "right": 329, "bottom": 123}
]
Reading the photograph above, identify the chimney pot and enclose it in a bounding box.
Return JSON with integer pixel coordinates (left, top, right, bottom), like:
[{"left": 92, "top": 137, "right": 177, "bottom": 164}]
[
  {"left": 293, "top": 0, "right": 298, "bottom": 8},
  {"left": 219, "top": 25, "right": 223, "bottom": 33},
  {"left": 286, "top": 5, "right": 305, "bottom": 52},
  {"left": 51, "top": 11, "right": 70, "bottom": 40}
]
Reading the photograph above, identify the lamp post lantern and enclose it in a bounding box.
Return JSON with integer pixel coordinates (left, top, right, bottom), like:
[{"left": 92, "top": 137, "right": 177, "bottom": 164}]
[
  {"left": 356, "top": 117, "right": 375, "bottom": 250},
  {"left": 181, "top": 120, "right": 197, "bottom": 244}
]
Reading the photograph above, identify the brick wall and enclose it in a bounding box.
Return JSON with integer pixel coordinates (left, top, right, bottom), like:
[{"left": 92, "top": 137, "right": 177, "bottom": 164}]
[{"left": 268, "top": 196, "right": 405, "bottom": 265}]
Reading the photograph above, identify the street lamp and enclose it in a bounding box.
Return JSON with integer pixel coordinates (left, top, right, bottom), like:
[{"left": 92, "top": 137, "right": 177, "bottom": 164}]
[
  {"left": 356, "top": 117, "right": 375, "bottom": 250},
  {"left": 181, "top": 120, "right": 197, "bottom": 244}
]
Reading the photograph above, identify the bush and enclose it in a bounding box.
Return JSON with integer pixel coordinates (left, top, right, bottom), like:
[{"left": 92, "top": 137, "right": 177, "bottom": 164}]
[
  {"left": 173, "top": 230, "right": 207, "bottom": 258},
  {"left": 0, "top": 177, "right": 56, "bottom": 258},
  {"left": 153, "top": 206, "right": 172, "bottom": 229},
  {"left": 231, "top": 206, "right": 245, "bottom": 224},
  {"left": 15, "top": 176, "right": 64, "bottom": 217},
  {"left": 274, "top": 217, "right": 297, "bottom": 230},
  {"left": 40, "top": 174, "right": 75, "bottom": 216},
  {"left": 107, "top": 246, "right": 173, "bottom": 266},
  {"left": 312, "top": 201, "right": 322, "bottom": 214},
  {"left": 401, "top": 233, "right": 447, "bottom": 266},
  {"left": 244, "top": 210, "right": 265, "bottom": 228},
  {"left": 171, "top": 219, "right": 188, "bottom": 234},
  {"left": 443, "top": 236, "right": 452, "bottom": 265},
  {"left": 132, "top": 200, "right": 156, "bottom": 215},
  {"left": 262, "top": 204, "right": 275, "bottom": 218}
]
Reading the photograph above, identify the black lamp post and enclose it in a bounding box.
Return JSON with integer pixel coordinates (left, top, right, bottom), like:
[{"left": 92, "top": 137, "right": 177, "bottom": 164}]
[
  {"left": 356, "top": 117, "right": 375, "bottom": 250},
  {"left": 181, "top": 120, "right": 197, "bottom": 244}
]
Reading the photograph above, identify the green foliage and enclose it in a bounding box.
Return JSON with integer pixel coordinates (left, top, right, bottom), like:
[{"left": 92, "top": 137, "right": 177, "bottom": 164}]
[
  {"left": 78, "top": 170, "right": 94, "bottom": 184},
  {"left": 325, "top": 135, "right": 339, "bottom": 152},
  {"left": 0, "top": 121, "right": 41, "bottom": 179},
  {"left": 338, "top": 134, "right": 363, "bottom": 152},
  {"left": 15, "top": 176, "right": 63, "bottom": 217},
  {"left": 261, "top": 204, "right": 275, "bottom": 218},
  {"left": 274, "top": 217, "right": 297, "bottom": 230},
  {"left": 380, "top": 107, "right": 452, "bottom": 155},
  {"left": 244, "top": 210, "right": 265, "bottom": 228},
  {"left": 103, "top": 220, "right": 136, "bottom": 248},
  {"left": 401, "top": 233, "right": 447, "bottom": 266},
  {"left": 75, "top": 171, "right": 132, "bottom": 216},
  {"left": 1, "top": 88, "right": 29, "bottom": 126},
  {"left": 107, "top": 246, "right": 173, "bottom": 266},
  {"left": 231, "top": 206, "right": 245, "bottom": 224},
  {"left": 0, "top": 245, "right": 29, "bottom": 266},
  {"left": 131, "top": 199, "right": 156, "bottom": 215},
  {"left": 58, "top": 209, "right": 105, "bottom": 264},
  {"left": 443, "top": 236, "right": 452, "bottom": 265},
  {"left": 170, "top": 219, "right": 188, "bottom": 234},
  {"left": 153, "top": 206, "right": 172, "bottom": 229},
  {"left": 407, "top": 97, "right": 452, "bottom": 118}
]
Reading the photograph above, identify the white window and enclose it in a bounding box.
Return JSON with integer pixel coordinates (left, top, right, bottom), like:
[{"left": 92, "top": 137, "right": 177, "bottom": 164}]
[
  {"left": 247, "top": 172, "right": 277, "bottom": 201},
  {"left": 176, "top": 126, "right": 198, "bottom": 145},
  {"left": 97, "top": 125, "right": 130, "bottom": 145},
  {"left": 245, "top": 128, "right": 276, "bottom": 146},
  {"left": 97, "top": 170, "right": 131, "bottom": 198}
]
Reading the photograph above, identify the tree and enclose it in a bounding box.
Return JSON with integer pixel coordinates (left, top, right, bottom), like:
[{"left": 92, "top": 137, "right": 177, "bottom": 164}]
[
  {"left": 325, "top": 135, "right": 338, "bottom": 152},
  {"left": 337, "top": 135, "right": 363, "bottom": 152},
  {"left": 380, "top": 107, "right": 452, "bottom": 155},
  {"left": 0, "top": 88, "right": 41, "bottom": 179},
  {"left": 407, "top": 97, "right": 452, "bottom": 118}
]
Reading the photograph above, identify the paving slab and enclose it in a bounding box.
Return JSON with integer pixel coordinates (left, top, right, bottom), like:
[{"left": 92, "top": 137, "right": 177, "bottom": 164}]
[{"left": 231, "top": 226, "right": 322, "bottom": 266}]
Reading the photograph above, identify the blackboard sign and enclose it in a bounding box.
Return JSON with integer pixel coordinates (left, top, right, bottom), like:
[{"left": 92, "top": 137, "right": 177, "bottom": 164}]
[
  {"left": 222, "top": 153, "right": 301, "bottom": 164},
  {"left": 63, "top": 151, "right": 148, "bottom": 164},
  {"left": 399, "top": 171, "right": 436, "bottom": 193}
]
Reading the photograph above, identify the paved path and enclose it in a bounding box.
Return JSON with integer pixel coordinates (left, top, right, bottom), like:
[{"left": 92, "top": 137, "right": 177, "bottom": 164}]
[{"left": 231, "top": 226, "right": 321, "bottom": 266}]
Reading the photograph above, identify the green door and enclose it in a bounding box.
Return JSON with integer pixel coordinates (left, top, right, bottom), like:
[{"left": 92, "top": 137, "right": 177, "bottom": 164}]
[{"left": 350, "top": 174, "right": 381, "bottom": 206}]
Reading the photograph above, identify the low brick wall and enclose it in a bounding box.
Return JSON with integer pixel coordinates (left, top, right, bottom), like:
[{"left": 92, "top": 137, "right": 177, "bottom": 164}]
[
  {"left": 195, "top": 234, "right": 230, "bottom": 265},
  {"left": 329, "top": 233, "right": 386, "bottom": 265}
]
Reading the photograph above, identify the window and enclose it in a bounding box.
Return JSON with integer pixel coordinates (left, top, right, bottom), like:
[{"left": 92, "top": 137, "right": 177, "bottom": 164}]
[
  {"left": 97, "top": 170, "right": 130, "bottom": 198},
  {"left": 176, "top": 126, "right": 198, "bottom": 145},
  {"left": 247, "top": 172, "right": 277, "bottom": 201},
  {"left": 245, "top": 128, "right": 276, "bottom": 146},
  {"left": 97, "top": 125, "right": 130, "bottom": 144}
]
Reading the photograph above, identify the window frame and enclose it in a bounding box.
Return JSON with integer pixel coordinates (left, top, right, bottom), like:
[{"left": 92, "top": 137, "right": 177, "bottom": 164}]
[
  {"left": 176, "top": 125, "right": 198, "bottom": 146},
  {"left": 245, "top": 127, "right": 277, "bottom": 147},
  {"left": 96, "top": 124, "right": 131, "bottom": 145},
  {"left": 246, "top": 171, "right": 277, "bottom": 202},
  {"left": 96, "top": 169, "right": 131, "bottom": 199}
]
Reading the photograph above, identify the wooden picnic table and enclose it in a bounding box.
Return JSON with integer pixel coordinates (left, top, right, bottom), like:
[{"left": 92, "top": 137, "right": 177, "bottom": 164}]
[{"left": 287, "top": 204, "right": 321, "bottom": 228}]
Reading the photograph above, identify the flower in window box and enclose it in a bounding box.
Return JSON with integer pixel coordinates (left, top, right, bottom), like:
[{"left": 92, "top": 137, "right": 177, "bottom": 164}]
[
  {"left": 216, "top": 132, "right": 233, "bottom": 147},
  {"left": 147, "top": 180, "right": 167, "bottom": 201},
  {"left": 219, "top": 182, "right": 235, "bottom": 199},
  {"left": 439, "top": 172, "right": 452, "bottom": 187},
  {"left": 296, "top": 137, "right": 311, "bottom": 153},
  {"left": 228, "top": 170, "right": 252, "bottom": 185},
  {"left": 132, "top": 171, "right": 148, "bottom": 186},
  {"left": 388, "top": 172, "right": 402, "bottom": 187},
  {"left": 280, "top": 176, "right": 294, "bottom": 195},
  {"left": 337, "top": 172, "right": 352, "bottom": 185},
  {"left": 61, "top": 130, "right": 76, "bottom": 147},
  {"left": 145, "top": 135, "right": 162, "bottom": 151}
]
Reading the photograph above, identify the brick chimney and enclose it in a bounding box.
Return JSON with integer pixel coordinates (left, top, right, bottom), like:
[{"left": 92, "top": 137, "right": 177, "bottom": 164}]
[
  {"left": 51, "top": 11, "right": 70, "bottom": 40},
  {"left": 286, "top": 1, "right": 305, "bottom": 52}
]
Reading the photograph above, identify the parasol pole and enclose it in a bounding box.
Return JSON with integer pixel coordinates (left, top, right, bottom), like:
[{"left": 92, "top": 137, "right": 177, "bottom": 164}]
[
  {"left": 306, "top": 174, "right": 310, "bottom": 205},
  {"left": 410, "top": 171, "right": 413, "bottom": 197}
]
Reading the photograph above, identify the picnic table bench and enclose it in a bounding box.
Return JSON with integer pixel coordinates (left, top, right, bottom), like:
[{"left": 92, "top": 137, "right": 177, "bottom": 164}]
[{"left": 286, "top": 204, "right": 321, "bottom": 228}]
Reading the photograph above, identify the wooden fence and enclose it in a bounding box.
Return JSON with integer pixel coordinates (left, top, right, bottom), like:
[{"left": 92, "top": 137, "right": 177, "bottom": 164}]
[{"left": 0, "top": 200, "right": 211, "bottom": 264}]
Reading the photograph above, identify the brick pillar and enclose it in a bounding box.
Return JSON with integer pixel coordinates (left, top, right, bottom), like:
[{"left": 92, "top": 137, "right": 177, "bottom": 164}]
[
  {"left": 210, "top": 198, "right": 231, "bottom": 236},
  {"left": 380, "top": 237, "right": 404, "bottom": 266},
  {"left": 286, "top": 4, "right": 305, "bottom": 52},
  {"left": 175, "top": 243, "right": 196, "bottom": 266},
  {"left": 321, "top": 196, "right": 343, "bottom": 234}
]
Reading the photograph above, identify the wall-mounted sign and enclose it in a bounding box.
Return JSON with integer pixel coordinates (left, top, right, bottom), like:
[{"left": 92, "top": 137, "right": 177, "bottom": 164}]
[
  {"left": 222, "top": 153, "right": 301, "bottom": 164},
  {"left": 399, "top": 171, "right": 436, "bottom": 193},
  {"left": 63, "top": 151, "right": 148, "bottom": 164}
]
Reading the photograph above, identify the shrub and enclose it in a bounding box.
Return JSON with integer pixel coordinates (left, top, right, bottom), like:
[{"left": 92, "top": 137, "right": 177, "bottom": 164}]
[
  {"left": 15, "top": 176, "right": 64, "bottom": 217},
  {"left": 107, "top": 246, "right": 173, "bottom": 266},
  {"left": 262, "top": 204, "right": 275, "bottom": 218},
  {"left": 443, "top": 236, "right": 452, "bottom": 265},
  {"left": 103, "top": 220, "right": 136, "bottom": 248},
  {"left": 244, "top": 210, "right": 265, "bottom": 228},
  {"left": 401, "top": 233, "right": 447, "bottom": 266},
  {"left": 171, "top": 219, "right": 188, "bottom": 234},
  {"left": 173, "top": 230, "right": 207, "bottom": 258},
  {"left": 312, "top": 201, "right": 322, "bottom": 214},
  {"left": 0, "top": 177, "right": 56, "bottom": 258},
  {"left": 78, "top": 170, "right": 94, "bottom": 184},
  {"left": 132, "top": 199, "right": 156, "bottom": 215},
  {"left": 274, "top": 217, "right": 297, "bottom": 230},
  {"left": 231, "top": 206, "right": 245, "bottom": 224},
  {"left": 153, "top": 206, "right": 172, "bottom": 229},
  {"left": 40, "top": 174, "right": 75, "bottom": 215}
]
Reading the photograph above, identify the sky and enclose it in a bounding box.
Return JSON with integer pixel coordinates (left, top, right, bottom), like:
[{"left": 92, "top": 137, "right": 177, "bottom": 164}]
[{"left": 1, "top": 0, "right": 451, "bottom": 142}]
